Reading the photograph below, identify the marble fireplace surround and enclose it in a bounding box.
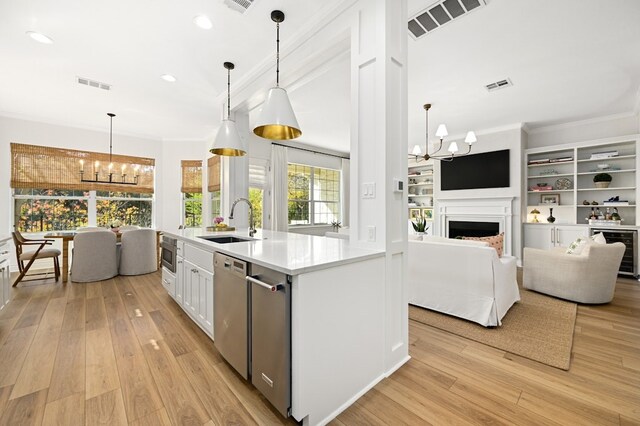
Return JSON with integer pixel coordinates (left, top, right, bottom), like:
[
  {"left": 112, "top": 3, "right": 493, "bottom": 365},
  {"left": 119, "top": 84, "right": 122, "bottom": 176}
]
[{"left": 438, "top": 197, "right": 515, "bottom": 256}]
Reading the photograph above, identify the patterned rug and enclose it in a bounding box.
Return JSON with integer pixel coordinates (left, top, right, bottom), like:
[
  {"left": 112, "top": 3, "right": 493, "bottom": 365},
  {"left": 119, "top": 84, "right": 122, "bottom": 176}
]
[{"left": 409, "top": 287, "right": 577, "bottom": 370}]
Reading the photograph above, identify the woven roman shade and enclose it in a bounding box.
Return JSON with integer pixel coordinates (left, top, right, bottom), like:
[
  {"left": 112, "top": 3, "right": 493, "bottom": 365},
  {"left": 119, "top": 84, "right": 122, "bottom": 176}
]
[
  {"left": 10, "top": 143, "right": 155, "bottom": 193},
  {"left": 207, "top": 156, "right": 221, "bottom": 192},
  {"left": 181, "top": 160, "right": 203, "bottom": 193}
]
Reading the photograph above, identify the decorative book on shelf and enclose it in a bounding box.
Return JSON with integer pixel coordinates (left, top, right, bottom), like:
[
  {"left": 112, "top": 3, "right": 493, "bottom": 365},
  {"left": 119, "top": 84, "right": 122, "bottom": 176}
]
[{"left": 590, "top": 151, "right": 619, "bottom": 159}]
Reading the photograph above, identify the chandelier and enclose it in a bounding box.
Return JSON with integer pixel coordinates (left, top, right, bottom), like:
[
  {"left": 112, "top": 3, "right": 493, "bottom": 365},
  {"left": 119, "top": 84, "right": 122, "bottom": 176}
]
[
  {"left": 79, "top": 113, "right": 139, "bottom": 185},
  {"left": 410, "top": 103, "right": 477, "bottom": 162}
]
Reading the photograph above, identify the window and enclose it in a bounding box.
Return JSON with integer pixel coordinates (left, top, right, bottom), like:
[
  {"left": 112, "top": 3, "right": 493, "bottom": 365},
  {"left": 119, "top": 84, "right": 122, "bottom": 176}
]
[
  {"left": 13, "top": 189, "right": 153, "bottom": 232},
  {"left": 183, "top": 192, "right": 203, "bottom": 227},
  {"left": 287, "top": 163, "right": 340, "bottom": 226},
  {"left": 249, "top": 188, "right": 263, "bottom": 228},
  {"left": 249, "top": 159, "right": 269, "bottom": 229},
  {"left": 181, "top": 160, "right": 203, "bottom": 228},
  {"left": 10, "top": 143, "right": 156, "bottom": 233},
  {"left": 211, "top": 190, "right": 221, "bottom": 219},
  {"left": 14, "top": 189, "right": 89, "bottom": 232},
  {"left": 96, "top": 191, "right": 153, "bottom": 227}
]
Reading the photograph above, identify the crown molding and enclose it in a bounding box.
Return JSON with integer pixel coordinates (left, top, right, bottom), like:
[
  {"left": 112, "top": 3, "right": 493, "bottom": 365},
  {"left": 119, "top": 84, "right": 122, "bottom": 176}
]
[{"left": 525, "top": 111, "right": 638, "bottom": 135}]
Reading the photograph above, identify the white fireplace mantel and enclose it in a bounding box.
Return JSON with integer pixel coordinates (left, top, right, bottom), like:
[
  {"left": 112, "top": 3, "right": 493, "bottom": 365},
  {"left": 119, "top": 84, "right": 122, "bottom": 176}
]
[{"left": 437, "top": 197, "right": 515, "bottom": 256}]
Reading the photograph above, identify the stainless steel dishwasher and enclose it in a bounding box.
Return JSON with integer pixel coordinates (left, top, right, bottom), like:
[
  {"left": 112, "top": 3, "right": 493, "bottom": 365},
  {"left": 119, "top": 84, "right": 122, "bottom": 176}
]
[
  {"left": 247, "top": 264, "right": 291, "bottom": 418},
  {"left": 213, "top": 253, "right": 250, "bottom": 379}
]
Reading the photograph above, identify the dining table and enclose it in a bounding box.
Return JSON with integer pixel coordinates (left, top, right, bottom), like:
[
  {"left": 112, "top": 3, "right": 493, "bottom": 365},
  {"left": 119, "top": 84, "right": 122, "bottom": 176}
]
[{"left": 44, "top": 230, "right": 162, "bottom": 283}]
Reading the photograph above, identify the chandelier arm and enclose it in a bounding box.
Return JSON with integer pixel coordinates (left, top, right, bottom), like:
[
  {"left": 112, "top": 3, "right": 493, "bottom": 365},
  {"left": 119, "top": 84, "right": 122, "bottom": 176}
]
[{"left": 429, "top": 139, "right": 444, "bottom": 157}]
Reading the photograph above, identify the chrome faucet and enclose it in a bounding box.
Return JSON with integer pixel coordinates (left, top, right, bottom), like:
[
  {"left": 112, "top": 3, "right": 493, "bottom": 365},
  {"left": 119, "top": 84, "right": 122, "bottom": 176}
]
[{"left": 229, "top": 197, "right": 256, "bottom": 237}]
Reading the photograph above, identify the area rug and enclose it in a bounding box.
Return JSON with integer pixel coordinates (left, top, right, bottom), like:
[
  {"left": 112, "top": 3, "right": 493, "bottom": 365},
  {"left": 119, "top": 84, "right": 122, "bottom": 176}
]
[{"left": 409, "top": 287, "right": 577, "bottom": 370}]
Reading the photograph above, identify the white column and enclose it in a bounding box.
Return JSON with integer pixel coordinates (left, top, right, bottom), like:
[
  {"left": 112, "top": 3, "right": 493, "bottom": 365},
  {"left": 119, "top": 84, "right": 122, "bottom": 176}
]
[{"left": 351, "top": 0, "right": 409, "bottom": 372}]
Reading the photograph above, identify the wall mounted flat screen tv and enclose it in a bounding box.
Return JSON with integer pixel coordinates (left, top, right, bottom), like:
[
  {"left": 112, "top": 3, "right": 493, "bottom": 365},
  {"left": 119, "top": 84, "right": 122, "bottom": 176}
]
[{"left": 441, "top": 149, "right": 510, "bottom": 190}]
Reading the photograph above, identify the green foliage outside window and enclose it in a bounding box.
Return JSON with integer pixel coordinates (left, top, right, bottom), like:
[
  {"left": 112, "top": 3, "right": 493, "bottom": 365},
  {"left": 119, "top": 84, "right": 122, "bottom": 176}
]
[
  {"left": 249, "top": 188, "right": 263, "bottom": 228},
  {"left": 184, "top": 192, "right": 203, "bottom": 228},
  {"left": 287, "top": 164, "right": 340, "bottom": 226}
]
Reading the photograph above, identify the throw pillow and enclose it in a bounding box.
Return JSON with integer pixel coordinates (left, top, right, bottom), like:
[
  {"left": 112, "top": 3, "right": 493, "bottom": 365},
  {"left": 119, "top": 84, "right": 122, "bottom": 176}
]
[
  {"left": 566, "top": 233, "right": 608, "bottom": 255},
  {"left": 462, "top": 232, "right": 504, "bottom": 257}
]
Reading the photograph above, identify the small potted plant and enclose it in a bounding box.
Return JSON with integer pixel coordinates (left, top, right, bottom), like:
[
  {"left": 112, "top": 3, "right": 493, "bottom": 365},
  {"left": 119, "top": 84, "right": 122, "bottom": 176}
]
[
  {"left": 330, "top": 220, "right": 342, "bottom": 232},
  {"left": 411, "top": 217, "right": 429, "bottom": 239},
  {"left": 593, "top": 173, "right": 612, "bottom": 188}
]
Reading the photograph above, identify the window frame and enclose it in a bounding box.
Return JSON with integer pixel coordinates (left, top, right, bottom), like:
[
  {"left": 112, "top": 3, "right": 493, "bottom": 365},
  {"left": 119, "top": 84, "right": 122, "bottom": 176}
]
[
  {"left": 182, "top": 192, "right": 203, "bottom": 228},
  {"left": 287, "top": 163, "right": 341, "bottom": 227},
  {"left": 12, "top": 189, "right": 155, "bottom": 233}
]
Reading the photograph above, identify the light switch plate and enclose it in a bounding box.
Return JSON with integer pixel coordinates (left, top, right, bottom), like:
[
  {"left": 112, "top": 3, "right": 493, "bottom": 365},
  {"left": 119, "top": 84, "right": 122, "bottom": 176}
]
[{"left": 367, "top": 226, "right": 376, "bottom": 242}]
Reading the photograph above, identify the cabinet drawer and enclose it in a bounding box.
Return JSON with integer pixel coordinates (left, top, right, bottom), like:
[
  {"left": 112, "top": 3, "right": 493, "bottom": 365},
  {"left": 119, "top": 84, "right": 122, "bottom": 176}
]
[
  {"left": 184, "top": 244, "right": 214, "bottom": 272},
  {"left": 161, "top": 267, "right": 176, "bottom": 296}
]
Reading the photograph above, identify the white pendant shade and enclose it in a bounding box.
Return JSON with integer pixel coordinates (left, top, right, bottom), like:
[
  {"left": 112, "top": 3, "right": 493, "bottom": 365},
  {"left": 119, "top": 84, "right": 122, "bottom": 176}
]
[
  {"left": 465, "top": 131, "right": 477, "bottom": 144},
  {"left": 435, "top": 124, "right": 448, "bottom": 138},
  {"left": 253, "top": 87, "right": 301, "bottom": 140},
  {"left": 447, "top": 141, "right": 459, "bottom": 154},
  {"left": 411, "top": 145, "right": 422, "bottom": 155},
  {"left": 210, "top": 119, "right": 246, "bottom": 156}
]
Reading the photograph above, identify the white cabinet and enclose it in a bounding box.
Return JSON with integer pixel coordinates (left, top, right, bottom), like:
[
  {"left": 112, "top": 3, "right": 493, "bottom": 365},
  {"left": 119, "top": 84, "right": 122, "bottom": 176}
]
[
  {"left": 524, "top": 224, "right": 589, "bottom": 250},
  {"left": 161, "top": 267, "right": 175, "bottom": 298},
  {"left": 183, "top": 257, "right": 214, "bottom": 338},
  {"left": 0, "top": 239, "right": 10, "bottom": 311},
  {"left": 175, "top": 256, "right": 184, "bottom": 306}
]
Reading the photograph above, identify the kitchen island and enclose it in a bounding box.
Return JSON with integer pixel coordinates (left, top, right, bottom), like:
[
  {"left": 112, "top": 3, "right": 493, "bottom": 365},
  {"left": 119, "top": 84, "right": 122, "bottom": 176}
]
[{"left": 161, "top": 228, "right": 393, "bottom": 425}]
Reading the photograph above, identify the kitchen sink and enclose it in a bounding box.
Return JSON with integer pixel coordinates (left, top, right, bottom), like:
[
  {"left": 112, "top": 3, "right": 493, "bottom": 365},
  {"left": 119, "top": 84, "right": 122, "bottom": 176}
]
[{"left": 198, "top": 235, "right": 255, "bottom": 244}]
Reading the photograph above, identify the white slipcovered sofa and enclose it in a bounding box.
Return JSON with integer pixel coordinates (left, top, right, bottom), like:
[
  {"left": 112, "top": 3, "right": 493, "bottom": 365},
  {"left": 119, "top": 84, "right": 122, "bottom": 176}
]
[{"left": 408, "top": 236, "right": 520, "bottom": 327}]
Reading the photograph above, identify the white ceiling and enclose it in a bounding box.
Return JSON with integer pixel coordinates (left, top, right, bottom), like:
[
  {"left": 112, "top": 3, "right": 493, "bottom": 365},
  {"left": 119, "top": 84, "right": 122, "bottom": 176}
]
[{"left": 1, "top": 0, "right": 639, "bottom": 153}]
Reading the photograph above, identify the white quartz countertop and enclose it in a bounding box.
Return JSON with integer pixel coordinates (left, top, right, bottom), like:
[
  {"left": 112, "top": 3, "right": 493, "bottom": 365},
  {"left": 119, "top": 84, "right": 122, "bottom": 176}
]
[{"left": 163, "top": 228, "right": 384, "bottom": 275}]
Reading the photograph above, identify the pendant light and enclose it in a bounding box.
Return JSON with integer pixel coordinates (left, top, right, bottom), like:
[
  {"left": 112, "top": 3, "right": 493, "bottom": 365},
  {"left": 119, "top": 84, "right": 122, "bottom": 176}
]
[
  {"left": 253, "top": 10, "right": 302, "bottom": 141},
  {"left": 210, "top": 62, "right": 246, "bottom": 156}
]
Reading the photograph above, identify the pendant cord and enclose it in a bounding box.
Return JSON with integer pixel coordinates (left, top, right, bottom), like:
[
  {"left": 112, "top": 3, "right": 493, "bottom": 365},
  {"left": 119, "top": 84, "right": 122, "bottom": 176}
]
[
  {"left": 276, "top": 22, "right": 280, "bottom": 87},
  {"left": 109, "top": 114, "right": 113, "bottom": 164},
  {"left": 227, "top": 67, "right": 231, "bottom": 119},
  {"left": 425, "top": 107, "right": 428, "bottom": 153}
]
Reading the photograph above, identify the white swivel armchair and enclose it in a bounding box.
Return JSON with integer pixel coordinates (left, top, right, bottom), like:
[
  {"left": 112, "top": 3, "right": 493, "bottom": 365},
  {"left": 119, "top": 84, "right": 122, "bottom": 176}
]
[
  {"left": 118, "top": 229, "right": 157, "bottom": 276},
  {"left": 523, "top": 242, "right": 625, "bottom": 304},
  {"left": 71, "top": 231, "right": 118, "bottom": 282}
]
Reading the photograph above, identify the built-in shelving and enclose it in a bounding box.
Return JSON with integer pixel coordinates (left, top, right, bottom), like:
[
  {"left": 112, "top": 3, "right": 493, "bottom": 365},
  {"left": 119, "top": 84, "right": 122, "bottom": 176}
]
[
  {"left": 408, "top": 161, "right": 434, "bottom": 229},
  {"left": 525, "top": 136, "right": 639, "bottom": 226}
]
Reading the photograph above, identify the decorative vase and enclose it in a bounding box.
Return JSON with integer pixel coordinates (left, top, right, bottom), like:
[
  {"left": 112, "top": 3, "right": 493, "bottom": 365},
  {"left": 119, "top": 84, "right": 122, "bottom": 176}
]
[
  {"left": 416, "top": 231, "right": 425, "bottom": 241},
  {"left": 547, "top": 208, "right": 556, "bottom": 223},
  {"left": 595, "top": 182, "right": 610, "bottom": 189}
]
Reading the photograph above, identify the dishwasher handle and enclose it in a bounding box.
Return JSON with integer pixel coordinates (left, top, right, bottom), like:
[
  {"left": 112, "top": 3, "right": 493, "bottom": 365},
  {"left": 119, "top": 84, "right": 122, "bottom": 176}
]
[{"left": 246, "top": 275, "right": 283, "bottom": 292}]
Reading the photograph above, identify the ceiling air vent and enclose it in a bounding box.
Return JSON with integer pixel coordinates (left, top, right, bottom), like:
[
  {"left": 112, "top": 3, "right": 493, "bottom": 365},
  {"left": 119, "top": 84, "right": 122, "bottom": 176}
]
[
  {"left": 485, "top": 78, "right": 513, "bottom": 92},
  {"left": 77, "top": 76, "right": 111, "bottom": 91},
  {"left": 408, "top": 0, "right": 486, "bottom": 40},
  {"left": 224, "top": 0, "right": 254, "bottom": 13}
]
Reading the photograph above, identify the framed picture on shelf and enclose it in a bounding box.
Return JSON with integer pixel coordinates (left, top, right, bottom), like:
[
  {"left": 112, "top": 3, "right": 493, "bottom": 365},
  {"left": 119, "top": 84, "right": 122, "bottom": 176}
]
[
  {"left": 540, "top": 193, "right": 560, "bottom": 205},
  {"left": 409, "top": 208, "right": 421, "bottom": 220},
  {"left": 421, "top": 208, "right": 433, "bottom": 219}
]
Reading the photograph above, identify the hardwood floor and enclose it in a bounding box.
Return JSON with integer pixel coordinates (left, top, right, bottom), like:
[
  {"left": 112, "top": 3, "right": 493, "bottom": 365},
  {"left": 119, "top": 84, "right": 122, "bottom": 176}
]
[{"left": 0, "top": 272, "right": 638, "bottom": 425}]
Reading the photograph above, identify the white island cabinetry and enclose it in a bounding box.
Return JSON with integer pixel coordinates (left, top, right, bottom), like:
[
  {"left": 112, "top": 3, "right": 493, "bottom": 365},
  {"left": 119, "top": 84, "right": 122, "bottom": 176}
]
[{"left": 162, "top": 228, "right": 389, "bottom": 426}]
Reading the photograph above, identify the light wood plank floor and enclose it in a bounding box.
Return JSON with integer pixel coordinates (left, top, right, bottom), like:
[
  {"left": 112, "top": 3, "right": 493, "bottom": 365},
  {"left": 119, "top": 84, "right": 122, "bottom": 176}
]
[{"left": 0, "top": 272, "right": 638, "bottom": 425}]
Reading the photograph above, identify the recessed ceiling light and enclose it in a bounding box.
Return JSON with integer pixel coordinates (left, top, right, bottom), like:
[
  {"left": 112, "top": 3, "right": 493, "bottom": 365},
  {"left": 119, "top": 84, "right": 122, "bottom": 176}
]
[
  {"left": 26, "top": 31, "right": 53, "bottom": 44},
  {"left": 193, "top": 15, "right": 213, "bottom": 30},
  {"left": 161, "top": 74, "right": 177, "bottom": 83}
]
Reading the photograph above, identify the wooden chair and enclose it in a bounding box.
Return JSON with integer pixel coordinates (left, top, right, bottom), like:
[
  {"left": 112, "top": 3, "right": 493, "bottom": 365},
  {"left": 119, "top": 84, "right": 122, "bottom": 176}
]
[{"left": 12, "top": 230, "right": 61, "bottom": 286}]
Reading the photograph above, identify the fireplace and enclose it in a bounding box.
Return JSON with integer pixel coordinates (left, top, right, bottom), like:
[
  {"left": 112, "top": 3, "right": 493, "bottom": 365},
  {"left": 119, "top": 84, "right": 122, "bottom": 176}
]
[
  {"left": 448, "top": 221, "right": 499, "bottom": 239},
  {"left": 438, "top": 197, "right": 514, "bottom": 256}
]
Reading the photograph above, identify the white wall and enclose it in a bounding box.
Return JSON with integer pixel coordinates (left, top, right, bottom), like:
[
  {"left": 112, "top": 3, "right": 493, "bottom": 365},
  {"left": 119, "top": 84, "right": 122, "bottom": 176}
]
[
  {"left": 160, "top": 139, "right": 209, "bottom": 231},
  {"left": 0, "top": 115, "right": 164, "bottom": 233},
  {"left": 526, "top": 113, "right": 640, "bottom": 148},
  {"left": 433, "top": 127, "right": 524, "bottom": 260}
]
